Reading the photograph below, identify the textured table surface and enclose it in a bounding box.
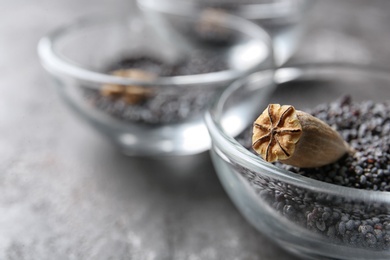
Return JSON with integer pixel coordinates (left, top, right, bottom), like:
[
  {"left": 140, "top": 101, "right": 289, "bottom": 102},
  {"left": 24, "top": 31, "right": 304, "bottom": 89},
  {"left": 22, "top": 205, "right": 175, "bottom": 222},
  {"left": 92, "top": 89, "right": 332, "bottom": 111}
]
[{"left": 1, "top": 0, "right": 390, "bottom": 259}]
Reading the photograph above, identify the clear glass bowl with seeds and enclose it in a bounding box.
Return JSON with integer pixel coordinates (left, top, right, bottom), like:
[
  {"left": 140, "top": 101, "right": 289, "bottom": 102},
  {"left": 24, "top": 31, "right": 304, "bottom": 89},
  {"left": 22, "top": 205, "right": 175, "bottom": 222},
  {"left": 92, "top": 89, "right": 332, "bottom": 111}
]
[
  {"left": 37, "top": 13, "right": 272, "bottom": 156},
  {"left": 137, "top": 0, "right": 312, "bottom": 66},
  {"left": 205, "top": 63, "right": 390, "bottom": 259}
]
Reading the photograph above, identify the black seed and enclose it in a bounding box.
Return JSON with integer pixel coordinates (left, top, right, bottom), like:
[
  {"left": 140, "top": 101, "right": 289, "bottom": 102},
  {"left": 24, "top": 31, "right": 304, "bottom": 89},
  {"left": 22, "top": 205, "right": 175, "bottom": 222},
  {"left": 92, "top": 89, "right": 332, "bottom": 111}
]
[
  {"left": 366, "top": 232, "right": 377, "bottom": 246},
  {"left": 316, "top": 220, "right": 326, "bottom": 232},
  {"left": 359, "top": 225, "right": 374, "bottom": 235},
  {"left": 345, "top": 220, "right": 355, "bottom": 230},
  {"left": 338, "top": 221, "right": 346, "bottom": 235}
]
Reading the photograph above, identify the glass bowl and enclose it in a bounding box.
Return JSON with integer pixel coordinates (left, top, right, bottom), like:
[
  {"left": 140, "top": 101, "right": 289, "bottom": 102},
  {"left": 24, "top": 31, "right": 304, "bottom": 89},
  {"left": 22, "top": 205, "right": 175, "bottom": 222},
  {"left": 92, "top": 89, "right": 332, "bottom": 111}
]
[
  {"left": 38, "top": 14, "right": 272, "bottom": 156},
  {"left": 137, "top": 0, "right": 311, "bottom": 66},
  {"left": 205, "top": 64, "right": 390, "bottom": 260}
]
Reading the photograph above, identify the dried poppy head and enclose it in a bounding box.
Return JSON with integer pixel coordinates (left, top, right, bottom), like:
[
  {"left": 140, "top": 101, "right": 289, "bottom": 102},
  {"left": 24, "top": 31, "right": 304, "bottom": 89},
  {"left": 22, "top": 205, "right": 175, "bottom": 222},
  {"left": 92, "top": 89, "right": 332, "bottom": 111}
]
[
  {"left": 100, "top": 69, "right": 156, "bottom": 105},
  {"left": 252, "top": 104, "right": 354, "bottom": 168}
]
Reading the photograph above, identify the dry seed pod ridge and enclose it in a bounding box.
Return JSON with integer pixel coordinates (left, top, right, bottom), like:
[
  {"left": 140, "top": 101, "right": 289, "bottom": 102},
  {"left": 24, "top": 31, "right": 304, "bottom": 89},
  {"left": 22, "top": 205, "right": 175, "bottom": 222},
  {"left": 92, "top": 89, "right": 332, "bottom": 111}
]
[
  {"left": 252, "top": 104, "right": 353, "bottom": 168},
  {"left": 100, "top": 69, "right": 156, "bottom": 104}
]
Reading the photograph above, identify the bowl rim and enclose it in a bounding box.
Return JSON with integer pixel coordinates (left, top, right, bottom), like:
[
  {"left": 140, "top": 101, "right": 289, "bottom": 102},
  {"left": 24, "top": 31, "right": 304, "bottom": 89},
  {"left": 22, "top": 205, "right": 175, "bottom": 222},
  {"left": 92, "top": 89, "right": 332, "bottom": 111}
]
[
  {"left": 205, "top": 62, "right": 390, "bottom": 202},
  {"left": 37, "top": 13, "right": 272, "bottom": 88},
  {"left": 137, "top": 0, "right": 308, "bottom": 20}
]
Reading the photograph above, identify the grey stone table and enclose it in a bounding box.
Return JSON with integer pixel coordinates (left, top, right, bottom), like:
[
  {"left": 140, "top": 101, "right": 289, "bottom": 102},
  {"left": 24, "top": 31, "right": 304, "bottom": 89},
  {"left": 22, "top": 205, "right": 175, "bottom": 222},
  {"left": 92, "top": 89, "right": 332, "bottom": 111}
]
[{"left": 1, "top": 0, "right": 390, "bottom": 259}]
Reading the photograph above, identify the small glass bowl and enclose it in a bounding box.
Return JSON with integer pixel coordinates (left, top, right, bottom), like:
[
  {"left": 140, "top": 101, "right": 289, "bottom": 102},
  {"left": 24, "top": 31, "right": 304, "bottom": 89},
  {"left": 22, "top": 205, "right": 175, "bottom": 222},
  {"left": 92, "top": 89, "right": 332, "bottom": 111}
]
[
  {"left": 38, "top": 14, "right": 271, "bottom": 156},
  {"left": 137, "top": 0, "right": 311, "bottom": 66},
  {"left": 205, "top": 64, "right": 390, "bottom": 259}
]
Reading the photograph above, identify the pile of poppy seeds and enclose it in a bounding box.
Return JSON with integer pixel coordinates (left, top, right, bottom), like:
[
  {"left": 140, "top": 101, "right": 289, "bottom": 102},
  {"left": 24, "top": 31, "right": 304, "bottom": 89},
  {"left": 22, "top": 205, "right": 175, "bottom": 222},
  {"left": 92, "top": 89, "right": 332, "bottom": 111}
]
[
  {"left": 236, "top": 96, "right": 390, "bottom": 249},
  {"left": 83, "top": 52, "right": 228, "bottom": 124}
]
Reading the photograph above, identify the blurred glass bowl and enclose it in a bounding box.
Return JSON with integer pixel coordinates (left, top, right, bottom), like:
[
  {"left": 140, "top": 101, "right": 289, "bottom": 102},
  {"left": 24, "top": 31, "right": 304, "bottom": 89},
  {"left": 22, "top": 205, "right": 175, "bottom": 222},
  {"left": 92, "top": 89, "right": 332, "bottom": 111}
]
[
  {"left": 205, "top": 64, "right": 390, "bottom": 259},
  {"left": 137, "top": 0, "right": 311, "bottom": 66},
  {"left": 38, "top": 14, "right": 271, "bottom": 156}
]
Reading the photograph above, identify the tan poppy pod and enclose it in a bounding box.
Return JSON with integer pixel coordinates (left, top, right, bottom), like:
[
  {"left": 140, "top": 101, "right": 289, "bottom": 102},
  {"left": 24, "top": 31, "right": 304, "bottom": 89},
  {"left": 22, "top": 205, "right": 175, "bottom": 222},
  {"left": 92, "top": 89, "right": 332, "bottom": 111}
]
[
  {"left": 100, "top": 69, "right": 156, "bottom": 104},
  {"left": 252, "top": 104, "right": 354, "bottom": 168}
]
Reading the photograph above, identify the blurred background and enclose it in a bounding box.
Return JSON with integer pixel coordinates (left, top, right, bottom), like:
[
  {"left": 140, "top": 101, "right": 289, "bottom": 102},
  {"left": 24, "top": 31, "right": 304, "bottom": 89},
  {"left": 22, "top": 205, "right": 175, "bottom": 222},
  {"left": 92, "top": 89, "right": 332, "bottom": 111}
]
[{"left": 1, "top": 0, "right": 390, "bottom": 259}]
